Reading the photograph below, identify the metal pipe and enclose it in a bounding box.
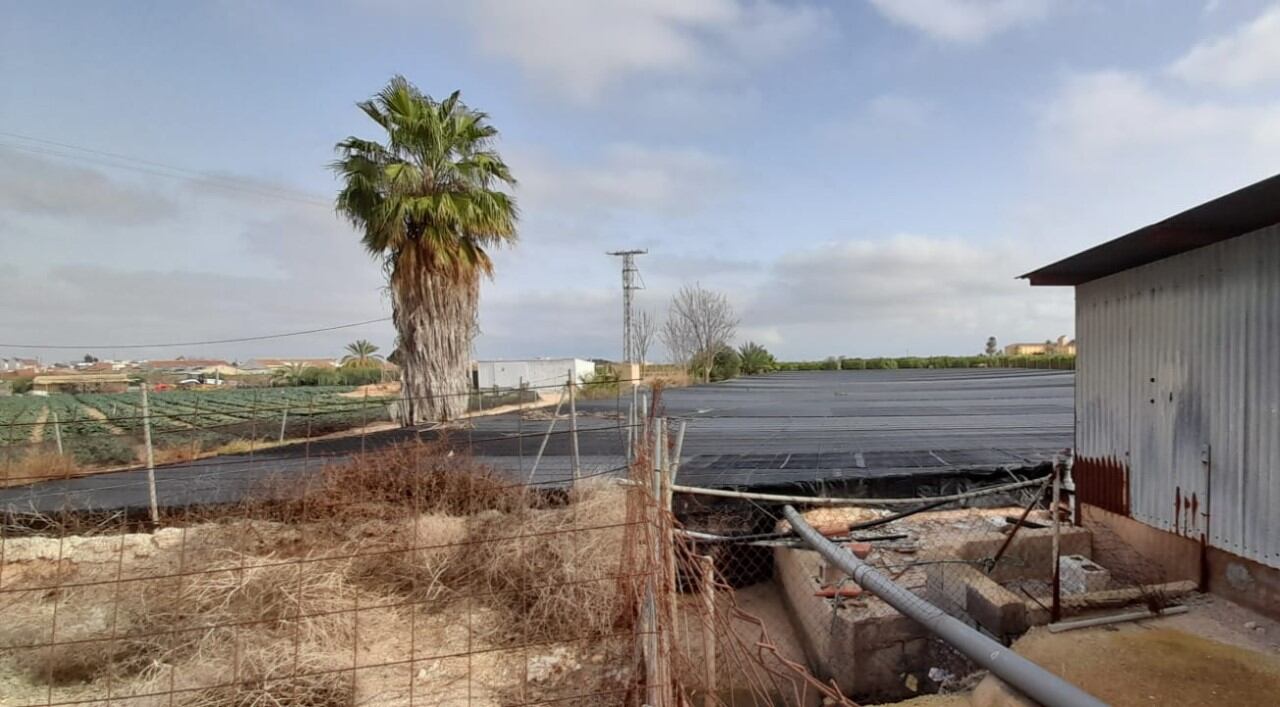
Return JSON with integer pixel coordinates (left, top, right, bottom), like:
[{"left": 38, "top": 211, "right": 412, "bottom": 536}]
[
  {"left": 672, "top": 476, "right": 1042, "bottom": 506},
  {"left": 1047, "top": 605, "right": 1188, "bottom": 633},
  {"left": 782, "top": 506, "right": 1107, "bottom": 707}
]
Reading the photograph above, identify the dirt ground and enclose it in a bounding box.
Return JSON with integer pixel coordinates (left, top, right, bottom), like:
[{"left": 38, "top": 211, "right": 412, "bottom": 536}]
[
  {"left": 970, "top": 595, "right": 1280, "bottom": 706},
  {"left": 0, "top": 474, "right": 636, "bottom": 707}
]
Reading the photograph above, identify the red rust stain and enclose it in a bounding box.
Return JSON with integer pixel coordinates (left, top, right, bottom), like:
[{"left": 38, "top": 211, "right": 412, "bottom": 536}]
[
  {"left": 1190, "top": 493, "right": 1199, "bottom": 530},
  {"left": 1075, "top": 455, "right": 1130, "bottom": 516},
  {"left": 1174, "top": 486, "right": 1182, "bottom": 535}
]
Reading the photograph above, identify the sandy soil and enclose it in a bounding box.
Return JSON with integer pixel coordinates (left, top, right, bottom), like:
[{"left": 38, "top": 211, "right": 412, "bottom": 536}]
[
  {"left": 0, "top": 486, "right": 635, "bottom": 707},
  {"left": 340, "top": 382, "right": 402, "bottom": 399},
  {"left": 28, "top": 406, "right": 48, "bottom": 444},
  {"left": 79, "top": 403, "right": 127, "bottom": 435},
  {"left": 973, "top": 602, "right": 1280, "bottom": 706}
]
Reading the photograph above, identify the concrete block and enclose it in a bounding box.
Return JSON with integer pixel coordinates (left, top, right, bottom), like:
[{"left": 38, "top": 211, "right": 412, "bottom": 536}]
[
  {"left": 924, "top": 562, "right": 980, "bottom": 617},
  {"left": 967, "top": 578, "right": 1028, "bottom": 637},
  {"left": 960, "top": 527, "right": 1093, "bottom": 583},
  {"left": 852, "top": 610, "right": 927, "bottom": 649},
  {"left": 1059, "top": 554, "right": 1111, "bottom": 594}
]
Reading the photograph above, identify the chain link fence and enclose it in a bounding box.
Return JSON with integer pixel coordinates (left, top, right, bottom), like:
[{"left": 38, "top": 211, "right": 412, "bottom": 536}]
[
  {"left": 672, "top": 454, "right": 1191, "bottom": 704},
  {"left": 0, "top": 384, "right": 845, "bottom": 707}
]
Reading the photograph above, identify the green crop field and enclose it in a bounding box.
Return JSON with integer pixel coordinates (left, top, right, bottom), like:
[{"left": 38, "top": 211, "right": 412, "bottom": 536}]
[{"left": 0, "top": 386, "right": 396, "bottom": 467}]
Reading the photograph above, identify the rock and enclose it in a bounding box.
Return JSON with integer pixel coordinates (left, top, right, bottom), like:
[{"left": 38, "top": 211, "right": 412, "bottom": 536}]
[
  {"left": 527, "top": 647, "right": 580, "bottom": 683},
  {"left": 1245, "top": 621, "right": 1259, "bottom": 630}
]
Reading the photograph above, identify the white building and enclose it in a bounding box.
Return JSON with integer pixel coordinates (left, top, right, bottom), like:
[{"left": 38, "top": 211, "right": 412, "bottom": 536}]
[
  {"left": 474, "top": 358, "right": 596, "bottom": 391},
  {"left": 1023, "top": 173, "right": 1280, "bottom": 616}
]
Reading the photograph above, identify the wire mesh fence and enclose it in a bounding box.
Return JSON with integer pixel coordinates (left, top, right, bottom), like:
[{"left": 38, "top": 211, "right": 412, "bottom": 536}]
[
  {"left": 1, "top": 370, "right": 1171, "bottom": 706},
  {"left": 0, "top": 380, "right": 845, "bottom": 707},
  {"left": 671, "top": 454, "right": 1193, "bottom": 703}
]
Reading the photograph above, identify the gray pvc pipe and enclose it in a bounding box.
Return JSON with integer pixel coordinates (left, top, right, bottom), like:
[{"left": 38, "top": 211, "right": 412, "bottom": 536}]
[{"left": 782, "top": 506, "right": 1107, "bottom": 707}]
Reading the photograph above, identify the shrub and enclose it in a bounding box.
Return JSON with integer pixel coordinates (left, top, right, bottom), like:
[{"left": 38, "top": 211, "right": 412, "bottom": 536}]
[
  {"left": 738, "top": 342, "right": 777, "bottom": 375},
  {"left": 577, "top": 368, "right": 621, "bottom": 399},
  {"left": 283, "top": 438, "right": 525, "bottom": 523},
  {"left": 709, "top": 347, "right": 741, "bottom": 381},
  {"left": 337, "top": 363, "right": 383, "bottom": 386},
  {"left": 297, "top": 366, "right": 340, "bottom": 386},
  {"left": 67, "top": 435, "right": 136, "bottom": 466}
]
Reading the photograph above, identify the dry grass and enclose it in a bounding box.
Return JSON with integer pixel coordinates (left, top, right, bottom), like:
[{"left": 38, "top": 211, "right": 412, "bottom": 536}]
[
  {"left": 3, "top": 545, "right": 363, "bottom": 687},
  {"left": 279, "top": 438, "right": 526, "bottom": 525},
  {"left": 0, "top": 442, "right": 641, "bottom": 705},
  {"left": 469, "top": 481, "right": 629, "bottom": 643},
  {"left": 0, "top": 450, "right": 82, "bottom": 488},
  {"left": 346, "top": 513, "right": 471, "bottom": 604}
]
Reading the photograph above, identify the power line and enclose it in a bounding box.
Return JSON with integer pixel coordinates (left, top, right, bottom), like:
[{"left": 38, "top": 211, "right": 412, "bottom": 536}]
[
  {"left": 0, "top": 132, "right": 332, "bottom": 208},
  {"left": 0, "top": 317, "right": 392, "bottom": 350}
]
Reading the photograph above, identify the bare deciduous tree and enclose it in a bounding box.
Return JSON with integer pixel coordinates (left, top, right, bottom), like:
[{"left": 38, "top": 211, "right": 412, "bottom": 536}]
[
  {"left": 632, "top": 309, "right": 657, "bottom": 370},
  {"left": 660, "top": 284, "right": 738, "bottom": 382}
]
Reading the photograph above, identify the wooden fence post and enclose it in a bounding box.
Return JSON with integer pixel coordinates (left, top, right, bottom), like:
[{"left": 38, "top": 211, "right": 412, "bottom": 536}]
[
  {"left": 699, "top": 554, "right": 717, "bottom": 707},
  {"left": 568, "top": 368, "right": 580, "bottom": 487},
  {"left": 141, "top": 383, "right": 158, "bottom": 524}
]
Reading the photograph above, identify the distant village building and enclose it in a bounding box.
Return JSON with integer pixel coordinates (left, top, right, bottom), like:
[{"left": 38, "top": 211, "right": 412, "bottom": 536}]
[
  {"left": 0, "top": 357, "right": 41, "bottom": 374},
  {"left": 141, "top": 358, "right": 233, "bottom": 374},
  {"left": 241, "top": 358, "right": 341, "bottom": 373},
  {"left": 31, "top": 373, "right": 131, "bottom": 395},
  {"left": 1003, "top": 335, "right": 1076, "bottom": 356}
]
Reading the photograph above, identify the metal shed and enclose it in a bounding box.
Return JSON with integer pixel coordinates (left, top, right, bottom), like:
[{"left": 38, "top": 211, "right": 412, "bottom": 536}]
[{"left": 1024, "top": 175, "right": 1280, "bottom": 571}]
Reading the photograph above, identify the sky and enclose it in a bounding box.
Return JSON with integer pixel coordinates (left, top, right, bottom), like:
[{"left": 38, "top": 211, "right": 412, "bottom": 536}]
[{"left": 2, "top": 0, "right": 1279, "bottom": 364}]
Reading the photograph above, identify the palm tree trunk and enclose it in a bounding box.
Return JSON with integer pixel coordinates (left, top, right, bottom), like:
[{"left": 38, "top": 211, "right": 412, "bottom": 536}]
[{"left": 392, "top": 268, "right": 478, "bottom": 424}]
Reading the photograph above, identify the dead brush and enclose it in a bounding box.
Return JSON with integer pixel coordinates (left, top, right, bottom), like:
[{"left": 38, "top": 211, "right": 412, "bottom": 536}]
[
  {"left": 469, "top": 480, "right": 629, "bottom": 644},
  {"left": 3, "top": 546, "right": 363, "bottom": 687},
  {"left": 345, "top": 513, "right": 471, "bottom": 604},
  {"left": 258, "top": 438, "right": 528, "bottom": 527},
  {"left": 121, "top": 636, "right": 354, "bottom": 707},
  {"left": 1, "top": 450, "right": 82, "bottom": 488}
]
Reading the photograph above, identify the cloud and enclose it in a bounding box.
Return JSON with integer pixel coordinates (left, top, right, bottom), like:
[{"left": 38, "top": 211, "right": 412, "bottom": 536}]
[
  {"left": 738, "top": 235, "right": 1071, "bottom": 357},
  {"left": 0, "top": 149, "right": 178, "bottom": 225},
  {"left": 866, "top": 0, "right": 1052, "bottom": 43},
  {"left": 822, "top": 94, "right": 937, "bottom": 147},
  {"left": 0, "top": 264, "right": 393, "bottom": 362},
  {"left": 1170, "top": 4, "right": 1280, "bottom": 88},
  {"left": 1038, "top": 70, "right": 1280, "bottom": 174},
  {"left": 515, "top": 143, "right": 730, "bottom": 216},
  {"left": 441, "top": 0, "right": 831, "bottom": 102},
  {"left": 477, "top": 288, "right": 619, "bottom": 360}
]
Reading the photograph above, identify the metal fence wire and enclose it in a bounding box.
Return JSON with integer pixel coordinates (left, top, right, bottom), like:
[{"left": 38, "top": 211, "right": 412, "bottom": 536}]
[
  {"left": 0, "top": 382, "right": 842, "bottom": 707},
  {"left": 672, "top": 454, "right": 1186, "bottom": 704},
  {"left": 1, "top": 378, "right": 1176, "bottom": 707}
]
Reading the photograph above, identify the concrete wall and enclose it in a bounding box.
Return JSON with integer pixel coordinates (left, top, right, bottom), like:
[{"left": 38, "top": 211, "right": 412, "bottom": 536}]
[
  {"left": 1082, "top": 502, "right": 1280, "bottom": 619},
  {"left": 1075, "top": 223, "right": 1280, "bottom": 569},
  {"left": 774, "top": 546, "right": 930, "bottom": 700}
]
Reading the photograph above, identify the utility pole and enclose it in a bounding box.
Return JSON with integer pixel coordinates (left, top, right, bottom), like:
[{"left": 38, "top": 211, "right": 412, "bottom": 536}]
[{"left": 607, "top": 250, "right": 647, "bottom": 362}]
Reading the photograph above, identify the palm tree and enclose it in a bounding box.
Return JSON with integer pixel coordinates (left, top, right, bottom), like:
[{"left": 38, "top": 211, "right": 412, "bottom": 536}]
[
  {"left": 334, "top": 77, "right": 518, "bottom": 423},
  {"left": 272, "top": 362, "right": 306, "bottom": 387},
  {"left": 738, "top": 341, "right": 776, "bottom": 376},
  {"left": 342, "top": 339, "right": 382, "bottom": 366}
]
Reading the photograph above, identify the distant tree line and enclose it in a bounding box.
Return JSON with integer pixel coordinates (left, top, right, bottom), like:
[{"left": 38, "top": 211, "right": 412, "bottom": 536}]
[{"left": 775, "top": 354, "right": 1075, "bottom": 371}]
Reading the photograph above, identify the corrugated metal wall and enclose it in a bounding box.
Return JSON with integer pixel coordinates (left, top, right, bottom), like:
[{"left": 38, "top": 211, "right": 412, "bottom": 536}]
[{"left": 1076, "top": 224, "right": 1280, "bottom": 569}]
